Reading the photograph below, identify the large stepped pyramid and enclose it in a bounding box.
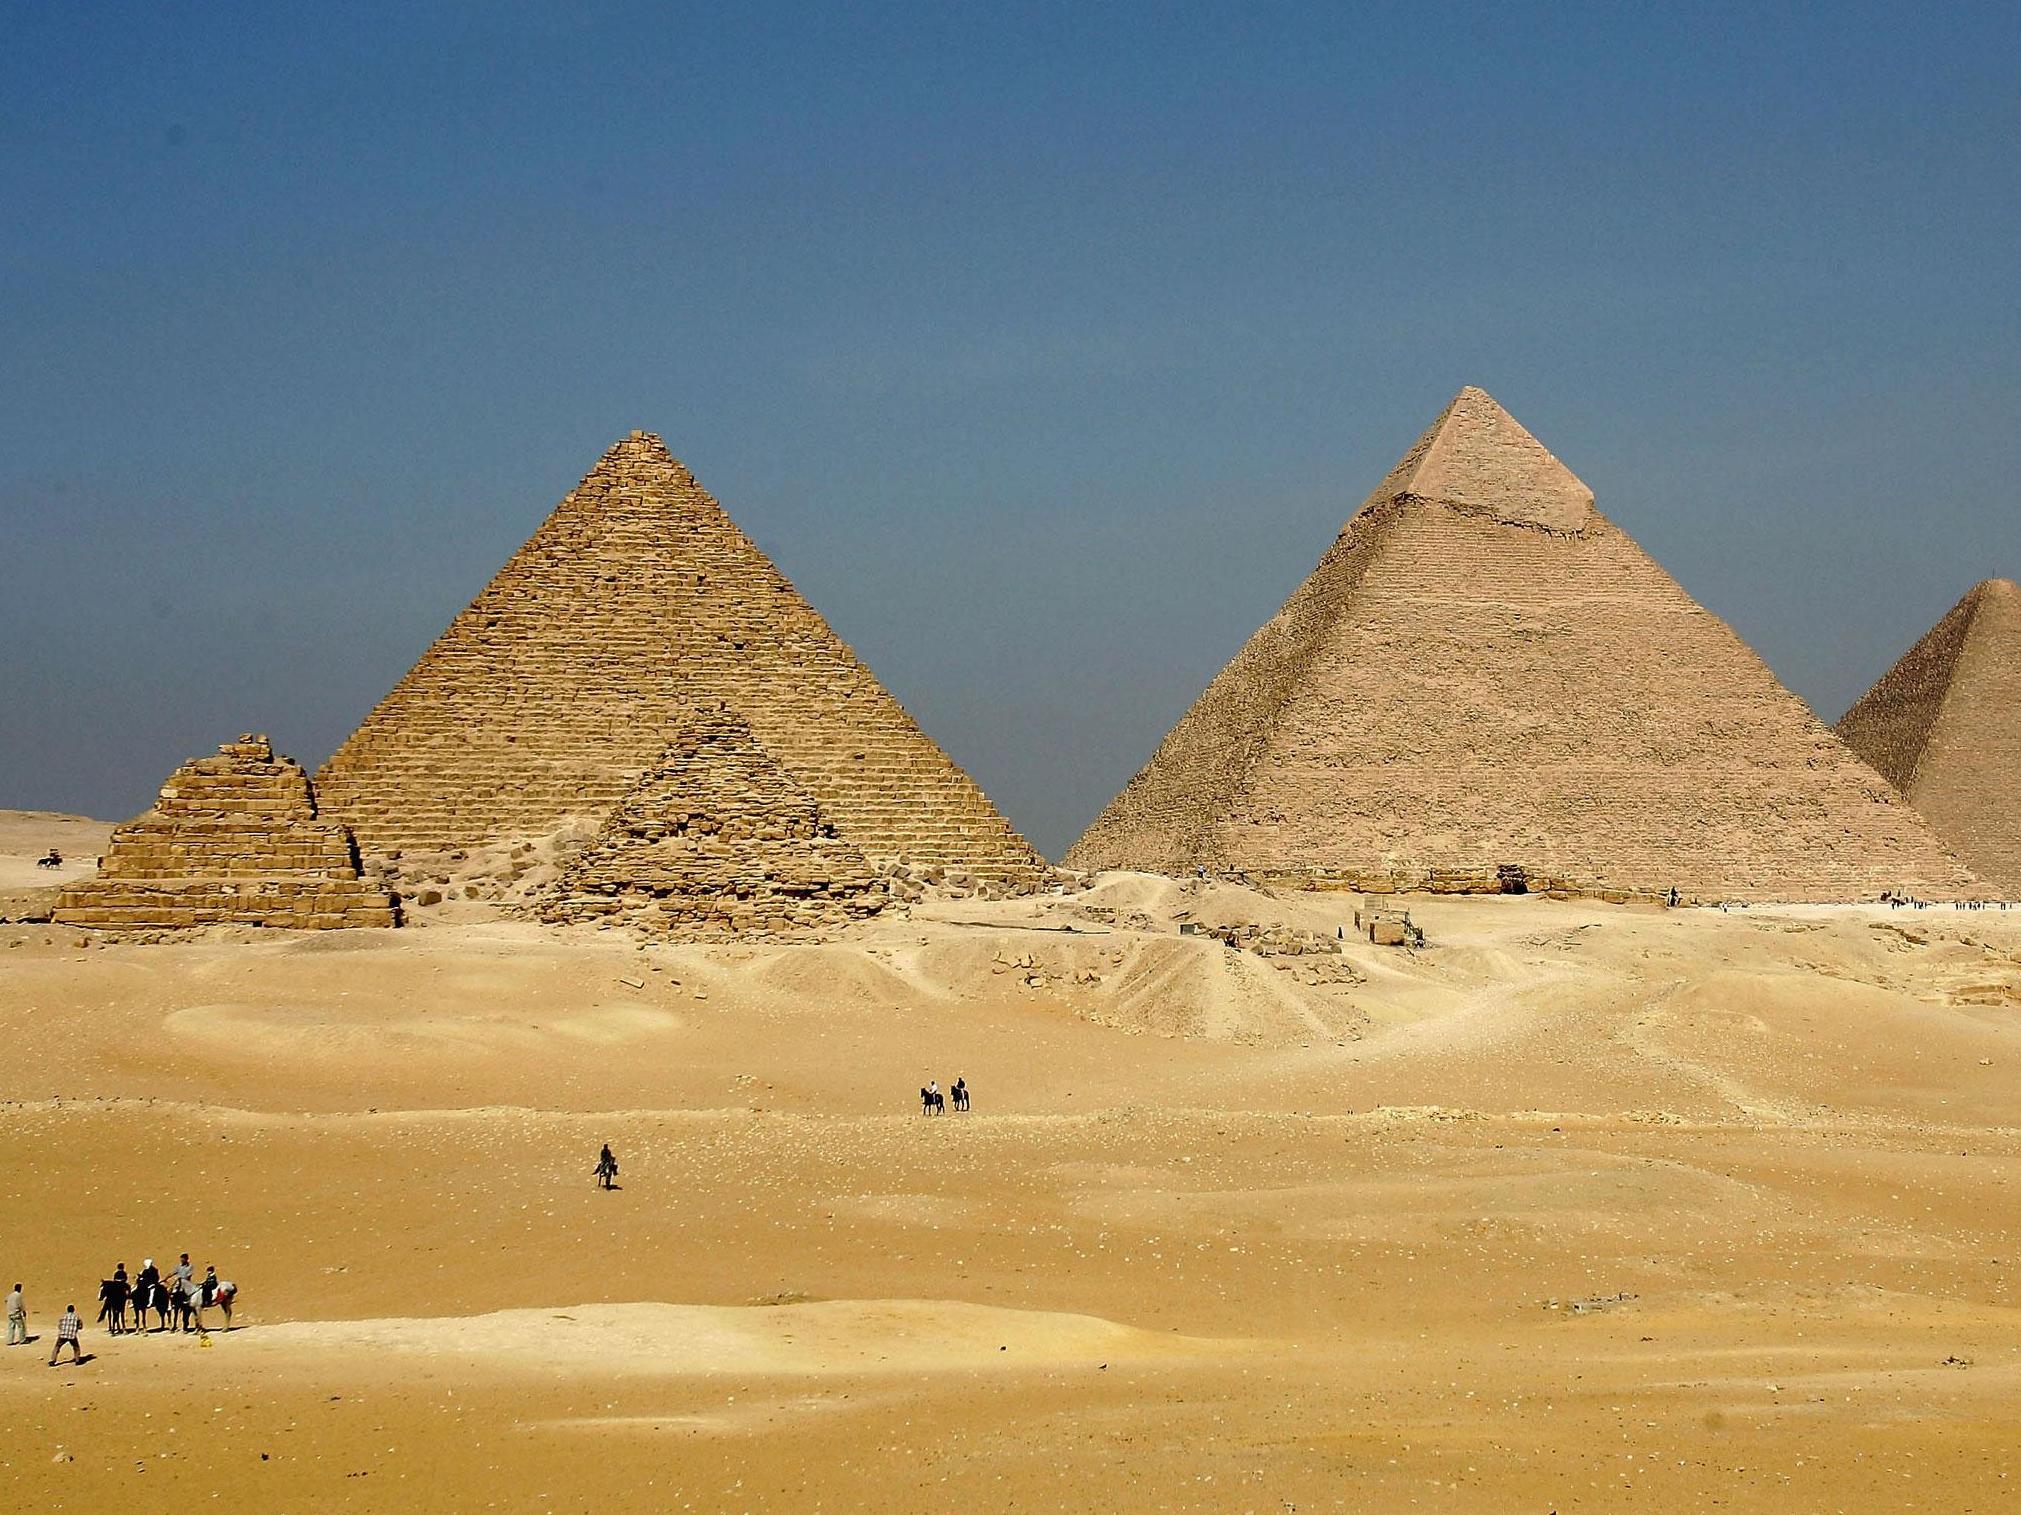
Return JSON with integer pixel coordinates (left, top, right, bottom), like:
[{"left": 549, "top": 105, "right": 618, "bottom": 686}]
[
  {"left": 54, "top": 735, "right": 397, "bottom": 930},
  {"left": 1837, "top": 579, "right": 2021, "bottom": 896},
  {"left": 1067, "top": 387, "right": 1981, "bottom": 902},
  {"left": 316, "top": 432, "right": 1046, "bottom": 886},
  {"left": 540, "top": 702, "right": 884, "bottom": 936}
]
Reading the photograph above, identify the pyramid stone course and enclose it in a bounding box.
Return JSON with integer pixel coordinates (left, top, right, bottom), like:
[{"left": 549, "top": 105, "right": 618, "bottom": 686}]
[
  {"left": 316, "top": 432, "right": 1046, "bottom": 890},
  {"left": 1068, "top": 387, "right": 1982, "bottom": 903},
  {"left": 54, "top": 735, "right": 397, "bottom": 930},
  {"left": 540, "top": 703, "right": 884, "bottom": 936},
  {"left": 1837, "top": 579, "right": 2021, "bottom": 896}
]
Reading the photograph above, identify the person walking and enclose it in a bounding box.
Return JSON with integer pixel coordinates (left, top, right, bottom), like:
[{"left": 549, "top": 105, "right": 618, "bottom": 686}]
[
  {"left": 48, "top": 1304, "right": 82, "bottom": 1366},
  {"left": 595, "top": 1144, "right": 618, "bottom": 1190},
  {"left": 5, "top": 1283, "right": 25, "bottom": 1346}
]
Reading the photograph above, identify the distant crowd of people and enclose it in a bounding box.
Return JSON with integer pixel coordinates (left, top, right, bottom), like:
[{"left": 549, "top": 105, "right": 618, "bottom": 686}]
[
  {"left": 7, "top": 1254, "right": 238, "bottom": 1367},
  {"left": 1885, "top": 893, "right": 2010, "bottom": 911}
]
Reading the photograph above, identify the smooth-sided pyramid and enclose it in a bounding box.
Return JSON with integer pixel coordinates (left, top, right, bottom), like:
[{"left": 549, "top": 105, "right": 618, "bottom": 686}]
[
  {"left": 55, "top": 735, "right": 397, "bottom": 930},
  {"left": 1067, "top": 387, "right": 1981, "bottom": 902},
  {"left": 1837, "top": 579, "right": 2021, "bottom": 895},
  {"left": 540, "top": 702, "right": 884, "bottom": 935},
  {"left": 316, "top": 432, "right": 1045, "bottom": 886}
]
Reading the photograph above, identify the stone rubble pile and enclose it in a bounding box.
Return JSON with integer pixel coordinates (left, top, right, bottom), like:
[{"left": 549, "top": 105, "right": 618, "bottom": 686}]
[{"left": 538, "top": 704, "right": 885, "bottom": 939}]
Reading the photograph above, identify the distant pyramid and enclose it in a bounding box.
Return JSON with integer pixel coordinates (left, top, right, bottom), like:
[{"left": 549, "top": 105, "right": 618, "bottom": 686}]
[
  {"left": 55, "top": 735, "right": 396, "bottom": 930},
  {"left": 1837, "top": 579, "right": 2021, "bottom": 895},
  {"left": 541, "top": 703, "right": 883, "bottom": 936},
  {"left": 1067, "top": 387, "right": 1980, "bottom": 902},
  {"left": 317, "top": 432, "right": 1045, "bottom": 885}
]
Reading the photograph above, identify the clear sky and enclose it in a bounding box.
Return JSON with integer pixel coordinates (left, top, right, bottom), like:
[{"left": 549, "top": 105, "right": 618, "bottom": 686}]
[{"left": 2, "top": 1, "right": 2016, "bottom": 858}]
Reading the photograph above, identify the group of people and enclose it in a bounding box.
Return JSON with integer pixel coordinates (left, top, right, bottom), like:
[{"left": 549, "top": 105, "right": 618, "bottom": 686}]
[
  {"left": 6, "top": 1255, "right": 238, "bottom": 1367},
  {"left": 919, "top": 1077, "right": 970, "bottom": 1115},
  {"left": 97, "top": 1255, "right": 236, "bottom": 1337}
]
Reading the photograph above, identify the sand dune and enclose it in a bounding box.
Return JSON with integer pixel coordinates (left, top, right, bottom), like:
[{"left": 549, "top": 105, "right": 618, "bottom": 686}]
[{"left": 2, "top": 819, "right": 2018, "bottom": 1511}]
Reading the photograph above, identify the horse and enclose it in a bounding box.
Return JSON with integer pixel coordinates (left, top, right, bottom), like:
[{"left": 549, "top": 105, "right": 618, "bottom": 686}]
[
  {"left": 919, "top": 1086, "right": 944, "bottom": 1116},
  {"left": 951, "top": 1079, "right": 970, "bottom": 1112},
  {"left": 34, "top": 849, "right": 61, "bottom": 868}
]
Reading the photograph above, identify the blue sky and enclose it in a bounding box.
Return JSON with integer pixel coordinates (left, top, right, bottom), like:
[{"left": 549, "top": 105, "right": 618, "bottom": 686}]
[{"left": 3, "top": 1, "right": 2017, "bottom": 857}]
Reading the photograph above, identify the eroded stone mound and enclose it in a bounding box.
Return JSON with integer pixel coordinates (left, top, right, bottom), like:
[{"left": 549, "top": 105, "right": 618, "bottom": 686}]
[
  {"left": 1068, "top": 387, "right": 1981, "bottom": 903},
  {"left": 316, "top": 431, "right": 1046, "bottom": 888},
  {"left": 53, "top": 736, "right": 397, "bottom": 930},
  {"left": 539, "top": 705, "right": 884, "bottom": 937},
  {"left": 1838, "top": 579, "right": 2021, "bottom": 896}
]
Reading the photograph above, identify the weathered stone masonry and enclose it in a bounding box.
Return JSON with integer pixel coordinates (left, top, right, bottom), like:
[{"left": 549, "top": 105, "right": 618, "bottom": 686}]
[
  {"left": 316, "top": 432, "right": 1046, "bottom": 889},
  {"left": 1838, "top": 579, "right": 2021, "bottom": 896},
  {"left": 541, "top": 703, "right": 884, "bottom": 936},
  {"left": 54, "top": 736, "right": 397, "bottom": 930},
  {"left": 1068, "top": 387, "right": 1982, "bottom": 903}
]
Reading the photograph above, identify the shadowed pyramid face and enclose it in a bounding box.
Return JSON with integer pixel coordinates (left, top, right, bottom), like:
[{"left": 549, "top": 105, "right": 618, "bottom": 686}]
[
  {"left": 1838, "top": 579, "right": 2021, "bottom": 896},
  {"left": 313, "top": 432, "right": 1045, "bottom": 886},
  {"left": 1067, "top": 388, "right": 1980, "bottom": 903}
]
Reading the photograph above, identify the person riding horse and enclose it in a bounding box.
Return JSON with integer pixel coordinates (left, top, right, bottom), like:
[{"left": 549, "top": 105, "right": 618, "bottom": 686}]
[{"left": 595, "top": 1143, "right": 619, "bottom": 1190}]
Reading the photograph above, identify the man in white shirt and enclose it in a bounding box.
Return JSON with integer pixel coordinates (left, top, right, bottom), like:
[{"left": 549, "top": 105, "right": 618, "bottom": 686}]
[{"left": 5, "top": 1284, "right": 25, "bottom": 1346}]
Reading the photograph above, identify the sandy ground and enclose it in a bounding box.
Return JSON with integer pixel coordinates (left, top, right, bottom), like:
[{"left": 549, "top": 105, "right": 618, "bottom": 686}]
[
  {"left": 0, "top": 809, "right": 114, "bottom": 894},
  {"left": 1, "top": 827, "right": 2018, "bottom": 1513}
]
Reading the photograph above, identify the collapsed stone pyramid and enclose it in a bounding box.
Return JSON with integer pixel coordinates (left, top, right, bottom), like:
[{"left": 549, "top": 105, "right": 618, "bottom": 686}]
[
  {"left": 316, "top": 432, "right": 1046, "bottom": 887},
  {"left": 541, "top": 703, "right": 884, "bottom": 935},
  {"left": 55, "top": 735, "right": 397, "bottom": 930},
  {"left": 1837, "top": 579, "right": 2021, "bottom": 896},
  {"left": 1067, "top": 387, "right": 1981, "bottom": 902}
]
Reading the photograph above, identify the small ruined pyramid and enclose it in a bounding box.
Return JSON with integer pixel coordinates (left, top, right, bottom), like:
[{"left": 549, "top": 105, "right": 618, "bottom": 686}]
[
  {"left": 1068, "top": 387, "right": 1980, "bottom": 902},
  {"left": 1837, "top": 579, "right": 2021, "bottom": 895},
  {"left": 316, "top": 432, "right": 1045, "bottom": 885},
  {"left": 541, "top": 703, "right": 884, "bottom": 935},
  {"left": 55, "top": 735, "right": 397, "bottom": 930}
]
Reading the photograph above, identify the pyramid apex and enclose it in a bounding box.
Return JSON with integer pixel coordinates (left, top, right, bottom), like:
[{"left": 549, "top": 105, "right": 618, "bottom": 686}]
[{"left": 1392, "top": 387, "right": 1595, "bottom": 533}]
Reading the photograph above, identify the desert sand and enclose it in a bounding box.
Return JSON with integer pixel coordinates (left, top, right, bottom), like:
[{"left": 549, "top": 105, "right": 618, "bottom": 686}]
[{"left": 2, "top": 828, "right": 2017, "bottom": 1512}]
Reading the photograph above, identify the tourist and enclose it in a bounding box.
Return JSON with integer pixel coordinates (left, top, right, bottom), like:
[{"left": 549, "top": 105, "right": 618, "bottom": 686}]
[
  {"left": 48, "top": 1304, "right": 82, "bottom": 1366},
  {"left": 172, "top": 1253, "right": 195, "bottom": 1331},
  {"left": 136, "top": 1260, "right": 160, "bottom": 1332},
  {"left": 952, "top": 1076, "right": 970, "bottom": 1112},
  {"left": 113, "top": 1264, "right": 132, "bottom": 1331},
  {"left": 596, "top": 1144, "right": 618, "bottom": 1190},
  {"left": 5, "top": 1283, "right": 25, "bottom": 1346}
]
